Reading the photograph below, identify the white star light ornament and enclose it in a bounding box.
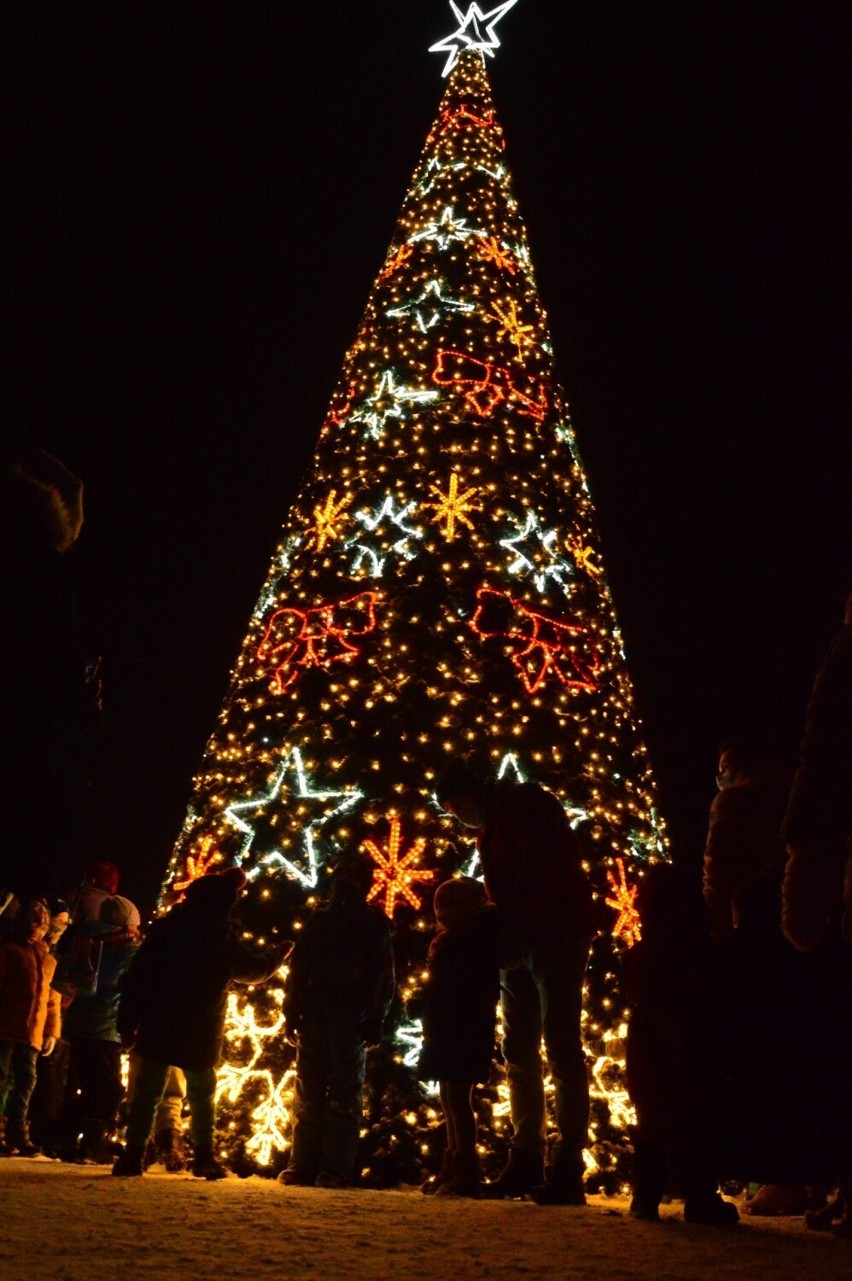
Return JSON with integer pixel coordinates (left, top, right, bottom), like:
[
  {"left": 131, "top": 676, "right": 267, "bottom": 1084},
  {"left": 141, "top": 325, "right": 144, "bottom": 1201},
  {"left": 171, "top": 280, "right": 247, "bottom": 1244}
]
[
  {"left": 224, "top": 747, "right": 363, "bottom": 888},
  {"left": 429, "top": 1, "right": 521, "bottom": 77}
]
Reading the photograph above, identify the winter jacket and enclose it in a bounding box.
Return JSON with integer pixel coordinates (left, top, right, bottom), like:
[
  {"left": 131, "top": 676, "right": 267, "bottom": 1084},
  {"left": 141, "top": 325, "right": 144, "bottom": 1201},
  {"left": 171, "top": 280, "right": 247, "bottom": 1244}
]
[
  {"left": 783, "top": 619, "right": 852, "bottom": 950},
  {"left": 476, "top": 780, "right": 594, "bottom": 957},
  {"left": 0, "top": 937, "right": 61, "bottom": 1050},
  {"left": 61, "top": 930, "right": 139, "bottom": 1042},
  {"left": 702, "top": 758, "right": 791, "bottom": 938},
  {"left": 117, "top": 900, "right": 282, "bottom": 1072},
  {"left": 284, "top": 890, "right": 394, "bottom": 1041},
  {"left": 417, "top": 905, "right": 500, "bottom": 1084}
]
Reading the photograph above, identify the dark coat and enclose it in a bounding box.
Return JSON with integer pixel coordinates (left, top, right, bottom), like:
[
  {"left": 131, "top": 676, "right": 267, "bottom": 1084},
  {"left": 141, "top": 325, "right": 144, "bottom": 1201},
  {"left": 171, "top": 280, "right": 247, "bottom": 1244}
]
[
  {"left": 117, "top": 901, "right": 281, "bottom": 1072},
  {"left": 783, "top": 618, "right": 852, "bottom": 950},
  {"left": 417, "top": 906, "right": 500, "bottom": 1085},
  {"left": 702, "top": 759, "right": 791, "bottom": 939},
  {"left": 477, "top": 780, "right": 594, "bottom": 956},
  {"left": 284, "top": 890, "right": 394, "bottom": 1040}
]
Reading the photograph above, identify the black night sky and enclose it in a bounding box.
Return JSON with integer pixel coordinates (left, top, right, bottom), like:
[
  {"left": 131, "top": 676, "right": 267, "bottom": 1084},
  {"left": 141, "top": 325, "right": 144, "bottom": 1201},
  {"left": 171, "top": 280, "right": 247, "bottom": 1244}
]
[{"left": 7, "top": 1, "right": 847, "bottom": 914}]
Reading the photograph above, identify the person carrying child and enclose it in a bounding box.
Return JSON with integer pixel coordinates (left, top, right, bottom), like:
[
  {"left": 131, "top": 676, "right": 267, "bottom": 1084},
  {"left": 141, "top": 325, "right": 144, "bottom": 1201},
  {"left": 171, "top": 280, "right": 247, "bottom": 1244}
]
[
  {"left": 279, "top": 852, "right": 394, "bottom": 1189},
  {"left": 416, "top": 876, "right": 500, "bottom": 1198}
]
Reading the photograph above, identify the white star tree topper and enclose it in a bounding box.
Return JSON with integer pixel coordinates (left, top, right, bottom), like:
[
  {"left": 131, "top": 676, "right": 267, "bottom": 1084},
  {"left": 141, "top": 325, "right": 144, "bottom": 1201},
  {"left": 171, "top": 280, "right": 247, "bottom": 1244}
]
[{"left": 429, "top": 1, "right": 521, "bottom": 77}]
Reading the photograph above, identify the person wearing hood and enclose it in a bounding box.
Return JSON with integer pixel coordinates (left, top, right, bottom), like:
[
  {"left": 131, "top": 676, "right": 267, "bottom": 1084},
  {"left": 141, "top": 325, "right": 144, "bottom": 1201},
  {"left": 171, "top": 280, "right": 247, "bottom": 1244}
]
[
  {"left": 113, "top": 868, "right": 289, "bottom": 1179},
  {"left": 56, "top": 894, "right": 141, "bottom": 1163}
]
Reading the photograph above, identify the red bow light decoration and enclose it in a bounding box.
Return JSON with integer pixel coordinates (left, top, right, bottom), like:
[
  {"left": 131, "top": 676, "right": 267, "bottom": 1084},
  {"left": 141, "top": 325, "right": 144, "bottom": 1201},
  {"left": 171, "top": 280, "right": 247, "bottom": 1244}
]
[
  {"left": 471, "top": 587, "right": 601, "bottom": 695},
  {"left": 433, "top": 349, "right": 547, "bottom": 421},
  {"left": 257, "top": 591, "right": 378, "bottom": 695}
]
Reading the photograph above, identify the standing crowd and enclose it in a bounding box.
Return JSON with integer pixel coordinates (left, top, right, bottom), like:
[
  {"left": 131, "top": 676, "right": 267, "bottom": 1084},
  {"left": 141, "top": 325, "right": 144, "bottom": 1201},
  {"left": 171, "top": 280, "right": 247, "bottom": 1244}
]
[{"left": 1, "top": 449, "right": 850, "bottom": 1238}]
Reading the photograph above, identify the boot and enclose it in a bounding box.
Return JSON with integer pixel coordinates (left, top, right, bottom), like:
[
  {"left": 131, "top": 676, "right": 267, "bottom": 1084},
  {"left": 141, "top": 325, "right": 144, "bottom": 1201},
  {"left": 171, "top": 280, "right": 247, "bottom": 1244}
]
[
  {"left": 112, "top": 1142, "right": 145, "bottom": 1177},
  {"left": 277, "top": 1166, "right": 316, "bottom": 1186},
  {"left": 434, "top": 1150, "right": 481, "bottom": 1199},
  {"left": 6, "top": 1119, "right": 42, "bottom": 1157},
  {"left": 191, "top": 1143, "right": 228, "bottom": 1180},
  {"left": 154, "top": 1127, "right": 186, "bottom": 1173},
  {"left": 530, "top": 1160, "right": 587, "bottom": 1206},
  {"left": 79, "top": 1120, "right": 114, "bottom": 1165},
  {"left": 420, "top": 1148, "right": 454, "bottom": 1195},
  {"left": 0, "top": 1116, "right": 12, "bottom": 1157},
  {"left": 683, "top": 1191, "right": 740, "bottom": 1226},
  {"left": 482, "top": 1149, "right": 545, "bottom": 1199}
]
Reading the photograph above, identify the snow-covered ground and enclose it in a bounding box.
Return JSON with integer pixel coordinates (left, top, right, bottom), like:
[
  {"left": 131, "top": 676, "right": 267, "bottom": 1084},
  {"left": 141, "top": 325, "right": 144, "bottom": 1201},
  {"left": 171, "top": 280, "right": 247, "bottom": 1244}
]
[{"left": 1, "top": 1158, "right": 849, "bottom": 1281}]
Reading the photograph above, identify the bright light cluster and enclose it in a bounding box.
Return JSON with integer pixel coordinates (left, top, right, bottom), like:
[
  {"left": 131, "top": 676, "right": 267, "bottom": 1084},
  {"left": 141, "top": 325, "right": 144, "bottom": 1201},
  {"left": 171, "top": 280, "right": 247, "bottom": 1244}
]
[{"left": 159, "top": 48, "right": 667, "bottom": 1182}]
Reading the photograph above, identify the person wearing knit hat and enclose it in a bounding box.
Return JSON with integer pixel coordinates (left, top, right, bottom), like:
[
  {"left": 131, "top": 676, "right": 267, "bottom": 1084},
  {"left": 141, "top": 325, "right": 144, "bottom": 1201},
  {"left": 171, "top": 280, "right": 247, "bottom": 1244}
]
[{"left": 113, "top": 866, "right": 289, "bottom": 1180}]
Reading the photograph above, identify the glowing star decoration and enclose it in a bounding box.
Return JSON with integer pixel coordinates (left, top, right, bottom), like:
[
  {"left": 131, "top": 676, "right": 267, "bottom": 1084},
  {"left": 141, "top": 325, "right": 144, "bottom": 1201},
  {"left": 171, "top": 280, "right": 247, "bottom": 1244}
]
[
  {"left": 395, "top": 1020, "right": 439, "bottom": 1094},
  {"left": 425, "top": 471, "right": 481, "bottom": 541},
  {"left": 395, "top": 1018, "right": 425, "bottom": 1070},
  {"left": 429, "top": 0, "right": 522, "bottom": 77},
  {"left": 363, "top": 815, "right": 434, "bottom": 916},
  {"left": 349, "top": 369, "right": 439, "bottom": 441},
  {"left": 605, "top": 858, "right": 642, "bottom": 948},
  {"left": 217, "top": 985, "right": 295, "bottom": 1165},
  {"left": 415, "top": 156, "right": 466, "bottom": 197},
  {"left": 496, "top": 751, "right": 525, "bottom": 782},
  {"left": 347, "top": 495, "right": 425, "bottom": 577},
  {"left": 309, "top": 490, "right": 350, "bottom": 553},
  {"left": 500, "top": 510, "right": 575, "bottom": 594},
  {"left": 387, "top": 279, "right": 474, "bottom": 333},
  {"left": 224, "top": 747, "right": 363, "bottom": 886},
  {"left": 410, "top": 205, "right": 482, "bottom": 251},
  {"left": 172, "top": 836, "right": 221, "bottom": 896},
  {"left": 256, "top": 591, "right": 378, "bottom": 694},
  {"left": 489, "top": 298, "right": 536, "bottom": 355},
  {"left": 477, "top": 235, "right": 517, "bottom": 273}
]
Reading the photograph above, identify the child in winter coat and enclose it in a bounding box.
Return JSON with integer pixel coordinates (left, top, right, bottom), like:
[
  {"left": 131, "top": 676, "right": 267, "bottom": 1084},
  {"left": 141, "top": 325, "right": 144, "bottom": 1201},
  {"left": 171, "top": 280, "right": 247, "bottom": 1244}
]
[
  {"left": 280, "top": 853, "right": 394, "bottom": 1189},
  {"left": 114, "top": 867, "right": 288, "bottom": 1180},
  {"left": 0, "top": 898, "right": 62, "bottom": 1155},
  {"left": 417, "top": 877, "right": 500, "bottom": 1199},
  {"left": 57, "top": 894, "right": 141, "bottom": 1163}
]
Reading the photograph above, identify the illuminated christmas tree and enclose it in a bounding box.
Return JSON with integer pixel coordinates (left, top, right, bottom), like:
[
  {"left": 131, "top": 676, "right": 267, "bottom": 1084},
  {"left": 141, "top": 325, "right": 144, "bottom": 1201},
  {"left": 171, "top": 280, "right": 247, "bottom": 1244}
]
[{"left": 159, "top": 5, "right": 666, "bottom": 1188}]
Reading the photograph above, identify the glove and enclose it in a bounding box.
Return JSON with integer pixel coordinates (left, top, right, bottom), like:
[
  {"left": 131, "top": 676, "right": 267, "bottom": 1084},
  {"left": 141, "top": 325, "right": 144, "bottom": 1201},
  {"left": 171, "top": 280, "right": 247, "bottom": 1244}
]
[{"left": 41, "top": 1036, "right": 56, "bottom": 1057}]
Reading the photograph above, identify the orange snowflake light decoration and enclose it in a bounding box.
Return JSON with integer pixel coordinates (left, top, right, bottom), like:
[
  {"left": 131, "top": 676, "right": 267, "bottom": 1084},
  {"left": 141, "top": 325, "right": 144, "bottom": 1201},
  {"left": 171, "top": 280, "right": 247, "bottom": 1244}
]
[
  {"left": 309, "top": 490, "right": 350, "bottom": 553},
  {"left": 363, "top": 816, "right": 434, "bottom": 916},
  {"left": 605, "top": 858, "right": 642, "bottom": 948},
  {"left": 425, "top": 470, "right": 482, "bottom": 541},
  {"left": 172, "top": 836, "right": 221, "bottom": 897}
]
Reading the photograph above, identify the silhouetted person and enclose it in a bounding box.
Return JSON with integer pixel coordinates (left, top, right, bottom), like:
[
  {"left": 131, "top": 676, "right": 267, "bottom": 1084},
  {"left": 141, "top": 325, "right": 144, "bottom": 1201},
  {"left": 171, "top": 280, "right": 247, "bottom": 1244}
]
[
  {"left": 280, "top": 853, "right": 394, "bottom": 1189},
  {"left": 416, "top": 876, "right": 500, "bottom": 1199},
  {"left": 437, "top": 761, "right": 593, "bottom": 1204},
  {"left": 782, "top": 594, "right": 852, "bottom": 1236},
  {"left": 625, "top": 862, "right": 739, "bottom": 1226}
]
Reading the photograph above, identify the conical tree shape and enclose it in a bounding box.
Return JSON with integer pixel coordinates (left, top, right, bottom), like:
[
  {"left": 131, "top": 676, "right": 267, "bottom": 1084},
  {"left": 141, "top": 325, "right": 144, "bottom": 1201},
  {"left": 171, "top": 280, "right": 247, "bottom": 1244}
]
[{"left": 160, "top": 49, "right": 666, "bottom": 1184}]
